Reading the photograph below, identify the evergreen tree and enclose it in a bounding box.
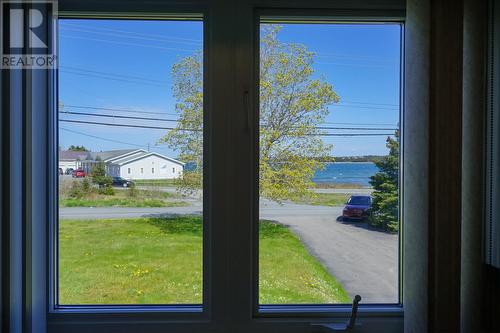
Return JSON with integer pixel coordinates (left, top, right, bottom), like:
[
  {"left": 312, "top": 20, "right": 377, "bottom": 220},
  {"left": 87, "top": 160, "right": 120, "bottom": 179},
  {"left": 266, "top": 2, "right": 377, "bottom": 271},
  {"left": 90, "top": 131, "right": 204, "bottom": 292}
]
[
  {"left": 90, "top": 162, "right": 112, "bottom": 190},
  {"left": 368, "top": 131, "right": 399, "bottom": 232}
]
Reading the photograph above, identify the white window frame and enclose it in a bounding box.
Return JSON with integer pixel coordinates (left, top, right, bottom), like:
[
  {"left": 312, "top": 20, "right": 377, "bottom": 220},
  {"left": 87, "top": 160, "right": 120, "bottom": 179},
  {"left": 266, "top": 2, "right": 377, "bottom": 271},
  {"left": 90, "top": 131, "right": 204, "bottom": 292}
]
[
  {"left": 253, "top": 12, "right": 405, "bottom": 317},
  {"left": 1, "top": 1, "right": 408, "bottom": 333}
]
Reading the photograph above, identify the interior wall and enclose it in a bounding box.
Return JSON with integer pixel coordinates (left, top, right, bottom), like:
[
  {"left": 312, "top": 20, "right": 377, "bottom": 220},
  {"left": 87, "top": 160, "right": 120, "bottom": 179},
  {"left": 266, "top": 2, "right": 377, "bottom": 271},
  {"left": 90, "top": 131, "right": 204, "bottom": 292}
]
[
  {"left": 404, "top": 0, "right": 466, "bottom": 331},
  {"left": 403, "top": 0, "right": 430, "bottom": 332},
  {"left": 461, "top": 0, "right": 487, "bottom": 332}
]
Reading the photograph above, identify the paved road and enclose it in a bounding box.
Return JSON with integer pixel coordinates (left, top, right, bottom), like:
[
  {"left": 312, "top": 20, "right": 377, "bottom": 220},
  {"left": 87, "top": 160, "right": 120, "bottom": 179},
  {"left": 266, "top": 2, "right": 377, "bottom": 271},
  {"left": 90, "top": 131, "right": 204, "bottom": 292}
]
[
  {"left": 60, "top": 201, "right": 397, "bottom": 303},
  {"left": 135, "top": 186, "right": 373, "bottom": 195}
]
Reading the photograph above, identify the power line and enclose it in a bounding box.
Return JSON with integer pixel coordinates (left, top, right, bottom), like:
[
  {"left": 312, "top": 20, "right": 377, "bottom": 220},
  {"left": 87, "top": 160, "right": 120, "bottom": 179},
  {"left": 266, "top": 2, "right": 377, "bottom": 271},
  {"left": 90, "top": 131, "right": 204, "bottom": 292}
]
[
  {"left": 60, "top": 104, "right": 397, "bottom": 130},
  {"left": 62, "top": 104, "right": 179, "bottom": 117},
  {"left": 321, "top": 121, "right": 397, "bottom": 126},
  {"left": 60, "top": 110, "right": 181, "bottom": 123},
  {"left": 339, "top": 100, "right": 399, "bottom": 107},
  {"left": 60, "top": 69, "right": 167, "bottom": 88},
  {"left": 329, "top": 103, "right": 398, "bottom": 110},
  {"left": 60, "top": 119, "right": 395, "bottom": 136},
  {"left": 314, "top": 50, "right": 397, "bottom": 64},
  {"left": 60, "top": 21, "right": 203, "bottom": 43},
  {"left": 61, "top": 65, "right": 169, "bottom": 84},
  {"left": 61, "top": 26, "right": 202, "bottom": 47},
  {"left": 60, "top": 110, "right": 396, "bottom": 130},
  {"left": 60, "top": 119, "right": 201, "bottom": 131},
  {"left": 59, "top": 34, "right": 197, "bottom": 53},
  {"left": 315, "top": 61, "right": 396, "bottom": 69},
  {"left": 60, "top": 127, "right": 148, "bottom": 148}
]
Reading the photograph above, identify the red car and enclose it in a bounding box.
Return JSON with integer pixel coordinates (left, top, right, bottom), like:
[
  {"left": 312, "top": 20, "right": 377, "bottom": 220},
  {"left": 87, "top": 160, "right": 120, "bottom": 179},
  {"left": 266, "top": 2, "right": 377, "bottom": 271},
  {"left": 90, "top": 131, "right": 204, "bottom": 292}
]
[
  {"left": 72, "top": 169, "right": 86, "bottom": 178},
  {"left": 342, "top": 195, "right": 372, "bottom": 220}
]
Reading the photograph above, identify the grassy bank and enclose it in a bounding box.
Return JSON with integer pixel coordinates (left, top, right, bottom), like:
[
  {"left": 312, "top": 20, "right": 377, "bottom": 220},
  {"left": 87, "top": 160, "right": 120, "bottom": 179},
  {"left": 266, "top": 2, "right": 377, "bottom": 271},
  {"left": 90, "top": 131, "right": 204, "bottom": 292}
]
[
  {"left": 259, "top": 221, "right": 349, "bottom": 303},
  {"left": 60, "top": 197, "right": 188, "bottom": 208},
  {"left": 133, "top": 179, "right": 177, "bottom": 187},
  {"left": 59, "top": 217, "right": 348, "bottom": 304},
  {"left": 59, "top": 188, "right": 188, "bottom": 208},
  {"left": 292, "top": 193, "right": 350, "bottom": 207}
]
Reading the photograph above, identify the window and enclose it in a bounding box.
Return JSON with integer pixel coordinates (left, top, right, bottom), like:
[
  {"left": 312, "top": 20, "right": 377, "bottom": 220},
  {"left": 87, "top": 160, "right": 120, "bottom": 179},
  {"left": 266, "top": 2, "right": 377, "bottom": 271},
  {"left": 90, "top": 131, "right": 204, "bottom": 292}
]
[
  {"left": 258, "top": 20, "right": 402, "bottom": 306},
  {"left": 0, "top": 2, "right": 407, "bottom": 333},
  {"left": 57, "top": 17, "right": 204, "bottom": 306},
  {"left": 173, "top": 167, "right": 175, "bottom": 173}
]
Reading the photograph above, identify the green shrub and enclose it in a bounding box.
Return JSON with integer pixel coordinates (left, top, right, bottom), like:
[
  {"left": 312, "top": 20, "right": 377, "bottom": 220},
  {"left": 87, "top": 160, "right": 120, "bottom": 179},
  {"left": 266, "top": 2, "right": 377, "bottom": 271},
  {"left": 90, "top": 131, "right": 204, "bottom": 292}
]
[
  {"left": 68, "top": 181, "right": 84, "bottom": 199},
  {"left": 127, "top": 182, "right": 138, "bottom": 197},
  {"left": 90, "top": 162, "right": 112, "bottom": 189},
  {"left": 81, "top": 178, "right": 91, "bottom": 193},
  {"left": 98, "top": 185, "right": 115, "bottom": 196},
  {"left": 368, "top": 132, "right": 399, "bottom": 233}
]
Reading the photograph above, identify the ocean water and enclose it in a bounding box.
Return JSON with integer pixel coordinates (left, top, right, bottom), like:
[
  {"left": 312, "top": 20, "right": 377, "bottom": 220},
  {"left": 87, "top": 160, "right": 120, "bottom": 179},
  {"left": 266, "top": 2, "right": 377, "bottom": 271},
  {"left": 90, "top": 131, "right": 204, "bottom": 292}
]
[{"left": 312, "top": 162, "right": 379, "bottom": 187}]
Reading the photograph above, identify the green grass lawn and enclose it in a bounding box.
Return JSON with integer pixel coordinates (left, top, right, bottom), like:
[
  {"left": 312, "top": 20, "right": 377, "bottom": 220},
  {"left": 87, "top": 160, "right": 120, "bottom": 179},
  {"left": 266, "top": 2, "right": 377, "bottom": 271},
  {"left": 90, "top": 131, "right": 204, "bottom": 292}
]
[
  {"left": 59, "top": 189, "right": 188, "bottom": 208},
  {"left": 259, "top": 221, "right": 349, "bottom": 304},
  {"left": 60, "top": 197, "right": 188, "bottom": 208},
  {"left": 292, "top": 193, "right": 350, "bottom": 207},
  {"left": 59, "top": 217, "right": 349, "bottom": 305},
  {"left": 133, "top": 179, "right": 177, "bottom": 187}
]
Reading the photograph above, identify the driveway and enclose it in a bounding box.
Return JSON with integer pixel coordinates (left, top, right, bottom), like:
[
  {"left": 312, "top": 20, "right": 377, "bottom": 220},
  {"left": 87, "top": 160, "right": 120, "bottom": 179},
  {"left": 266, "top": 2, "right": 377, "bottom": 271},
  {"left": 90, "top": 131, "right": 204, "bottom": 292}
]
[
  {"left": 60, "top": 200, "right": 398, "bottom": 303},
  {"left": 260, "top": 200, "right": 398, "bottom": 303}
]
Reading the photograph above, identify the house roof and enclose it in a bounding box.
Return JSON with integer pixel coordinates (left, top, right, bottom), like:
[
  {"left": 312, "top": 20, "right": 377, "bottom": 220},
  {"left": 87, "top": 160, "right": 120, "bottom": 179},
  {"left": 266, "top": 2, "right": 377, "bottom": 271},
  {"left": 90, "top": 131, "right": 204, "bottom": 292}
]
[
  {"left": 114, "top": 151, "right": 185, "bottom": 167},
  {"left": 71, "top": 149, "right": 184, "bottom": 166},
  {"left": 87, "top": 149, "right": 142, "bottom": 162},
  {"left": 59, "top": 150, "right": 90, "bottom": 161}
]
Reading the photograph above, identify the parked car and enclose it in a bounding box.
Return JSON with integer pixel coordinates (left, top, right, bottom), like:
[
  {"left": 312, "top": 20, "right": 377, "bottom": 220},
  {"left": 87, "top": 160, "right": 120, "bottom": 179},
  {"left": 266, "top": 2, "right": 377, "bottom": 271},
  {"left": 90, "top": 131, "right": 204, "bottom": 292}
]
[
  {"left": 65, "top": 168, "right": 74, "bottom": 175},
  {"left": 112, "top": 177, "right": 134, "bottom": 187},
  {"left": 58, "top": 168, "right": 63, "bottom": 175},
  {"left": 72, "top": 169, "right": 86, "bottom": 178},
  {"left": 342, "top": 195, "right": 372, "bottom": 220}
]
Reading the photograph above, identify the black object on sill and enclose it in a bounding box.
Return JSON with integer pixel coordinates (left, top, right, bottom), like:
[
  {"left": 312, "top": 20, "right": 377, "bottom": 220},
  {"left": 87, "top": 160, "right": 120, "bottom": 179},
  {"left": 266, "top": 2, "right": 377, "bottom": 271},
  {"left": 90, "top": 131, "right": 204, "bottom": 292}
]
[{"left": 312, "top": 295, "right": 362, "bottom": 332}]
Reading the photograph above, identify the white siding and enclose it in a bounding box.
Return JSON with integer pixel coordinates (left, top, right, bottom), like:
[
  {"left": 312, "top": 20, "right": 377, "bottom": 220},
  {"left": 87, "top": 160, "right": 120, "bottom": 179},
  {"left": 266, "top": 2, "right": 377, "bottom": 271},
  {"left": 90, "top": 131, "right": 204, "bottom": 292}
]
[
  {"left": 59, "top": 160, "right": 79, "bottom": 172},
  {"left": 118, "top": 155, "right": 183, "bottom": 180}
]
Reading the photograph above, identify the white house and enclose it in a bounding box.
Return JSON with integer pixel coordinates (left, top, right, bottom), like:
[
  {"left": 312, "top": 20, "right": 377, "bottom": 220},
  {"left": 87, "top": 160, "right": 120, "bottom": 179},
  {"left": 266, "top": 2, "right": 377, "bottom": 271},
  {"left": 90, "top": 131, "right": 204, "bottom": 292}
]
[
  {"left": 79, "top": 149, "right": 184, "bottom": 180},
  {"left": 58, "top": 150, "right": 87, "bottom": 172}
]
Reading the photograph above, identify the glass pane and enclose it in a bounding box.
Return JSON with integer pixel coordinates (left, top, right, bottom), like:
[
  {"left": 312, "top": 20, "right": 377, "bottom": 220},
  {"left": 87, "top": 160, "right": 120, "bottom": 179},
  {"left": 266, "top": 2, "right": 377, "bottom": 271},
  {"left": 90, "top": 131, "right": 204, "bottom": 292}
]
[
  {"left": 58, "top": 18, "right": 204, "bottom": 305},
  {"left": 258, "top": 22, "right": 401, "bottom": 304}
]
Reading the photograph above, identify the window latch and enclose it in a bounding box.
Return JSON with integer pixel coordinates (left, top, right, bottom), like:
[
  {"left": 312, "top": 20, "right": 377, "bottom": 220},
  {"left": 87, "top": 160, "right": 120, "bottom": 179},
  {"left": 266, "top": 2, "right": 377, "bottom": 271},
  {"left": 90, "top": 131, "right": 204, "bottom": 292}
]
[{"left": 312, "top": 295, "right": 362, "bottom": 332}]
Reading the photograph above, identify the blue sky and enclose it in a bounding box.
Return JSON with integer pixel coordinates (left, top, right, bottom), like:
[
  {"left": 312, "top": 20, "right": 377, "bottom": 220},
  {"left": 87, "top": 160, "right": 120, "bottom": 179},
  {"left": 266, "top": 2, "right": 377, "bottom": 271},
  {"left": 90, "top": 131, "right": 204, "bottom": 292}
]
[{"left": 59, "top": 19, "right": 401, "bottom": 157}]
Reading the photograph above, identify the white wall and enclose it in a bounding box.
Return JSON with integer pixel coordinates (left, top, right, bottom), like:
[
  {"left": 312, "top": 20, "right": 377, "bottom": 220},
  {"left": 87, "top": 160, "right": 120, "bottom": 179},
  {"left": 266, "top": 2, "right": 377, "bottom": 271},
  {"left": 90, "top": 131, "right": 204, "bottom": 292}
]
[
  {"left": 118, "top": 155, "right": 183, "bottom": 180},
  {"left": 59, "top": 160, "right": 78, "bottom": 172}
]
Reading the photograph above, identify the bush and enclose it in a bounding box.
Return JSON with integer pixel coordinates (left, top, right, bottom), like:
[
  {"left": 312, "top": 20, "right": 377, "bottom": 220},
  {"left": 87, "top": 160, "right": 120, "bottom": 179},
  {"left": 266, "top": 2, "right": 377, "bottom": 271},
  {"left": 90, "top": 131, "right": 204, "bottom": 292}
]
[
  {"left": 98, "top": 185, "right": 115, "bottom": 196},
  {"left": 81, "top": 178, "right": 91, "bottom": 193},
  {"left": 67, "top": 178, "right": 94, "bottom": 199},
  {"left": 368, "top": 132, "right": 399, "bottom": 233},
  {"left": 90, "top": 162, "right": 112, "bottom": 189},
  {"left": 127, "top": 182, "right": 138, "bottom": 197},
  {"left": 68, "top": 181, "right": 84, "bottom": 199}
]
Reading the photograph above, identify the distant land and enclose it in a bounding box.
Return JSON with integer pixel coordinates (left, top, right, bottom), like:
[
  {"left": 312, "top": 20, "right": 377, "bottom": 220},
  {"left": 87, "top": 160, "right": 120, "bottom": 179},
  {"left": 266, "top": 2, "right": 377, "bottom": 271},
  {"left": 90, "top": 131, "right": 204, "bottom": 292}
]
[{"left": 330, "top": 155, "right": 385, "bottom": 163}]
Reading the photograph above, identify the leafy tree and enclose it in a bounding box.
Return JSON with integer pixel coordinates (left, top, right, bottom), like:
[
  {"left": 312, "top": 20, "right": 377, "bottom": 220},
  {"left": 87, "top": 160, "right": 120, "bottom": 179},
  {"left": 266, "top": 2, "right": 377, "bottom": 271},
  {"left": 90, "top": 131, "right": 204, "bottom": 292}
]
[
  {"left": 368, "top": 132, "right": 399, "bottom": 232},
  {"left": 90, "top": 162, "right": 113, "bottom": 194},
  {"left": 68, "top": 145, "right": 89, "bottom": 151},
  {"left": 161, "top": 25, "right": 339, "bottom": 201},
  {"left": 159, "top": 51, "right": 203, "bottom": 196}
]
